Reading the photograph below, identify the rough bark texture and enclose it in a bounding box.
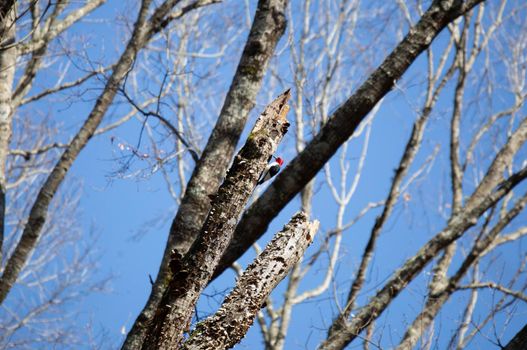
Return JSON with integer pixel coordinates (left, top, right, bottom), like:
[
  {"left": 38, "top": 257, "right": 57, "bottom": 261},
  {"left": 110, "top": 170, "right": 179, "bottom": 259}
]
[
  {"left": 505, "top": 323, "right": 527, "bottom": 350},
  {"left": 0, "top": 1, "right": 16, "bottom": 264},
  {"left": 213, "top": 0, "right": 487, "bottom": 281},
  {"left": 142, "top": 90, "right": 291, "bottom": 350},
  {"left": 168, "top": 0, "right": 288, "bottom": 255},
  {"left": 181, "top": 212, "right": 318, "bottom": 350},
  {"left": 0, "top": 0, "right": 15, "bottom": 22},
  {"left": 123, "top": 2, "right": 288, "bottom": 347}
]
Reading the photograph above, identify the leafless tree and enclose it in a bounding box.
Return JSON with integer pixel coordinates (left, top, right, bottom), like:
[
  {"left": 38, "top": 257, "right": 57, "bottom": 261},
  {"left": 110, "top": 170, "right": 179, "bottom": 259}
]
[
  {"left": 1, "top": 0, "right": 526, "bottom": 349},
  {"left": 0, "top": 0, "right": 223, "bottom": 348}
]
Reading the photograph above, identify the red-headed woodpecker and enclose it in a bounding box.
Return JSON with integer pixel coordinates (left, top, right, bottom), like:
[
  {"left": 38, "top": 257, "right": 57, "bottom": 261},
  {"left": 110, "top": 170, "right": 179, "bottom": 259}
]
[{"left": 258, "top": 156, "right": 283, "bottom": 185}]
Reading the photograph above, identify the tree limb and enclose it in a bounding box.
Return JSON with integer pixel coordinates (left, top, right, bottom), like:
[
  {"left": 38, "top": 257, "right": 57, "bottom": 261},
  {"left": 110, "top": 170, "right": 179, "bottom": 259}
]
[
  {"left": 123, "top": 1, "right": 288, "bottom": 348},
  {"left": 0, "top": 0, "right": 16, "bottom": 269},
  {"left": 0, "top": 0, "right": 217, "bottom": 305},
  {"left": 318, "top": 115, "right": 527, "bottom": 349},
  {"left": 395, "top": 191, "right": 527, "bottom": 350},
  {"left": 504, "top": 323, "right": 527, "bottom": 350},
  {"left": 457, "top": 282, "right": 527, "bottom": 302},
  {"left": 181, "top": 212, "right": 318, "bottom": 350},
  {"left": 18, "top": 65, "right": 114, "bottom": 106},
  {"left": 142, "top": 89, "right": 291, "bottom": 350},
  {"left": 213, "top": 0, "right": 488, "bottom": 283},
  {"left": 14, "top": 0, "right": 107, "bottom": 55}
]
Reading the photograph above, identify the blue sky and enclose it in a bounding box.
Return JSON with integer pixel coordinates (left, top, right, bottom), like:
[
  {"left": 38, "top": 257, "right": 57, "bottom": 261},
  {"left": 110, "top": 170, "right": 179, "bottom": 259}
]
[{"left": 4, "top": 0, "right": 527, "bottom": 349}]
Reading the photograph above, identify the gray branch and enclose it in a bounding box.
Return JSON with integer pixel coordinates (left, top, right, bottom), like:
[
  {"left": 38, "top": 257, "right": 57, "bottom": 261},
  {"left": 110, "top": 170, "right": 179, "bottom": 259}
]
[
  {"left": 123, "top": 1, "right": 289, "bottom": 347},
  {"left": 318, "top": 115, "right": 527, "bottom": 349},
  {"left": 0, "top": 0, "right": 217, "bottom": 305},
  {"left": 142, "top": 90, "right": 291, "bottom": 350},
  {"left": 213, "top": 0, "right": 488, "bottom": 283},
  {"left": 181, "top": 212, "right": 318, "bottom": 350}
]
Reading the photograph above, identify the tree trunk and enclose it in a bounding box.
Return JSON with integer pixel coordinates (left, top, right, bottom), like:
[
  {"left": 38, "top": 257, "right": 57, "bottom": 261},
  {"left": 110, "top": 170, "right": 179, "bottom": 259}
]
[
  {"left": 504, "top": 324, "right": 527, "bottom": 350},
  {"left": 212, "top": 0, "right": 488, "bottom": 282},
  {"left": 0, "top": 0, "right": 16, "bottom": 265},
  {"left": 123, "top": 2, "right": 288, "bottom": 347},
  {"left": 142, "top": 90, "right": 291, "bottom": 350},
  {"left": 181, "top": 212, "right": 318, "bottom": 350}
]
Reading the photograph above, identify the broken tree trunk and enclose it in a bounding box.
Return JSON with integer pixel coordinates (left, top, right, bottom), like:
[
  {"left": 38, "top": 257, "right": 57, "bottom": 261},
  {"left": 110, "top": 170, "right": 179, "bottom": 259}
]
[
  {"left": 181, "top": 212, "right": 318, "bottom": 350},
  {"left": 123, "top": 2, "right": 289, "bottom": 347},
  {"left": 142, "top": 89, "right": 291, "bottom": 350}
]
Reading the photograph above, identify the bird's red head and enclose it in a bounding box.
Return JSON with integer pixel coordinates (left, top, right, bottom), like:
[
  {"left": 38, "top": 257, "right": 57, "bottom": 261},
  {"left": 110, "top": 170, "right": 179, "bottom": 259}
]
[{"left": 275, "top": 157, "right": 283, "bottom": 166}]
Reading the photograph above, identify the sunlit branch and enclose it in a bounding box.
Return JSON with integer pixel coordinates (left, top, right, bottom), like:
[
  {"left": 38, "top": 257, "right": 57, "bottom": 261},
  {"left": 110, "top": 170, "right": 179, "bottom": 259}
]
[{"left": 457, "top": 282, "right": 527, "bottom": 302}]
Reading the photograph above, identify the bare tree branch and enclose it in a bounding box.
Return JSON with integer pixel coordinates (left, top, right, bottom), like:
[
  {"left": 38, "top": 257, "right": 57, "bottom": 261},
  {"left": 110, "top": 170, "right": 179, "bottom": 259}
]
[
  {"left": 9, "top": 142, "right": 68, "bottom": 160},
  {"left": 213, "top": 0, "right": 488, "bottom": 282},
  {"left": 123, "top": 1, "right": 289, "bottom": 347},
  {"left": 18, "top": 64, "right": 114, "bottom": 106},
  {"left": 181, "top": 212, "right": 318, "bottom": 350},
  {"left": 119, "top": 86, "right": 200, "bottom": 162},
  {"left": 319, "top": 115, "right": 527, "bottom": 349},
  {"left": 457, "top": 282, "right": 527, "bottom": 302},
  {"left": 0, "top": 0, "right": 219, "bottom": 305},
  {"left": 3, "top": 1, "right": 525, "bottom": 349},
  {"left": 142, "top": 90, "right": 291, "bottom": 350},
  {"left": 395, "top": 191, "right": 527, "bottom": 350},
  {"left": 13, "top": 0, "right": 107, "bottom": 55}
]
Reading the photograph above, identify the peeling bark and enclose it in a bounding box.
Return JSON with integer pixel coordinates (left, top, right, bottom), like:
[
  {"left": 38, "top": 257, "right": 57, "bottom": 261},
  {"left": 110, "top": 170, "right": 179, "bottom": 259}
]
[
  {"left": 142, "top": 90, "right": 291, "bottom": 350},
  {"left": 168, "top": 0, "right": 288, "bottom": 255},
  {"left": 213, "top": 0, "right": 487, "bottom": 282},
  {"left": 181, "top": 212, "right": 318, "bottom": 350}
]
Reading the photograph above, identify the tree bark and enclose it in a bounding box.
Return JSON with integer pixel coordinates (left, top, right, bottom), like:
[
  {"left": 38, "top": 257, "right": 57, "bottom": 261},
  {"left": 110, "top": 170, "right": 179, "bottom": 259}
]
[
  {"left": 212, "top": 0, "right": 487, "bottom": 283},
  {"left": 504, "top": 323, "right": 527, "bottom": 350},
  {"left": 142, "top": 90, "right": 291, "bottom": 350},
  {"left": 0, "top": 0, "right": 15, "bottom": 265},
  {"left": 181, "top": 212, "right": 318, "bottom": 350},
  {"left": 123, "top": 2, "right": 288, "bottom": 347}
]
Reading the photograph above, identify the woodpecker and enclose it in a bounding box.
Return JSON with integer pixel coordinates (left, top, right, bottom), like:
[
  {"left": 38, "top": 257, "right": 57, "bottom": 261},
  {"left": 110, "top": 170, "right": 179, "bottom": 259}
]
[{"left": 258, "top": 156, "right": 283, "bottom": 185}]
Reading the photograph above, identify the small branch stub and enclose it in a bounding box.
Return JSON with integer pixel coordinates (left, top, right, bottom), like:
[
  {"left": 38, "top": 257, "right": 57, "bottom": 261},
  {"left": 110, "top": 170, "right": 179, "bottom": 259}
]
[{"left": 181, "top": 212, "right": 319, "bottom": 350}]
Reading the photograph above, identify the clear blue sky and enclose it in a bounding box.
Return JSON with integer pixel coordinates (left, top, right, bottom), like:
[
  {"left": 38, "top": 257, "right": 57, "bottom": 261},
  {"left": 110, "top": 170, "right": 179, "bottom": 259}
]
[{"left": 11, "top": 1, "right": 526, "bottom": 349}]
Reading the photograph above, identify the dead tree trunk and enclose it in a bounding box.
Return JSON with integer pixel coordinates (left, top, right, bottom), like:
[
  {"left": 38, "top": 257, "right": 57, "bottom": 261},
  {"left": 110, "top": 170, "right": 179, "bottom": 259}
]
[
  {"left": 181, "top": 212, "right": 318, "bottom": 350},
  {"left": 142, "top": 90, "right": 291, "bottom": 349},
  {"left": 212, "top": 0, "right": 488, "bottom": 283},
  {"left": 123, "top": 2, "right": 288, "bottom": 345}
]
